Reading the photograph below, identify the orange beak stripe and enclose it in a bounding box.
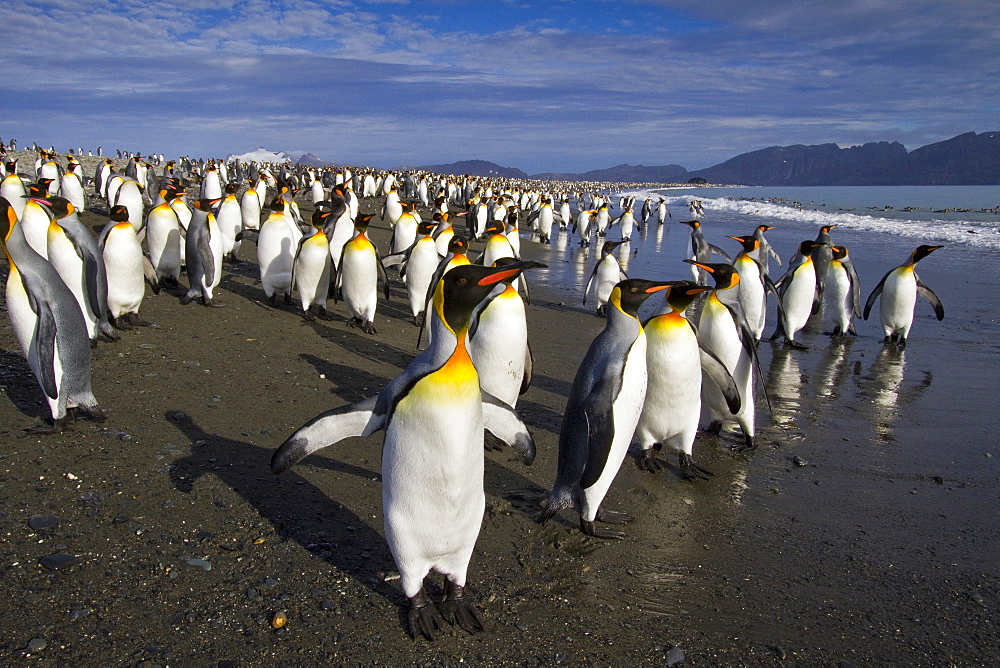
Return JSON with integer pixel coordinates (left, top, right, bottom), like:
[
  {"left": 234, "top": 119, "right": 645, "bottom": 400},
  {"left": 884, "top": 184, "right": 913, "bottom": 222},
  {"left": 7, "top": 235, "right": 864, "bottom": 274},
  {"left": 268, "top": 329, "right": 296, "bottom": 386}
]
[{"left": 478, "top": 267, "right": 522, "bottom": 286}]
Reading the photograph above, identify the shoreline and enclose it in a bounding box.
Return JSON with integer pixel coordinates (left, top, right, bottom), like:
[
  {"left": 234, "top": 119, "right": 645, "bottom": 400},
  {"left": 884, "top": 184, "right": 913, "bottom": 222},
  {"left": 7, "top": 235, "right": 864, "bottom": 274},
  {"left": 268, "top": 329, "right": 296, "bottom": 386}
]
[{"left": 0, "top": 184, "right": 997, "bottom": 663}]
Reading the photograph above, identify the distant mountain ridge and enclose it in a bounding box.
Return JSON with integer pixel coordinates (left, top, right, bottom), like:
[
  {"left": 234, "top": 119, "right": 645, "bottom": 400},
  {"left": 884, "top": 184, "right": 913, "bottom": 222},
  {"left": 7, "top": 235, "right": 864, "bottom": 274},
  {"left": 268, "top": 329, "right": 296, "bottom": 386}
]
[{"left": 412, "top": 131, "right": 999, "bottom": 185}]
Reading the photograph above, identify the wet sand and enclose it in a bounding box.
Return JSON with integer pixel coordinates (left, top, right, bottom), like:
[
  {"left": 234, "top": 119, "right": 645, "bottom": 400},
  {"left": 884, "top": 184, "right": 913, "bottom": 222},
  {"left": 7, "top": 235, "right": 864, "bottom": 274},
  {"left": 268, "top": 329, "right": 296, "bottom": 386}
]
[{"left": 0, "top": 175, "right": 998, "bottom": 664}]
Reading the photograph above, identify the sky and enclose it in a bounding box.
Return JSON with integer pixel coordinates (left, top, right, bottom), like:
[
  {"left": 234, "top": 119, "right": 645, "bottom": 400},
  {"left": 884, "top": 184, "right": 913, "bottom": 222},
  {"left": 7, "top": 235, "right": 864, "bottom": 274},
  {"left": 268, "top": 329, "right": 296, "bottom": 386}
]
[{"left": 1, "top": 0, "right": 997, "bottom": 173}]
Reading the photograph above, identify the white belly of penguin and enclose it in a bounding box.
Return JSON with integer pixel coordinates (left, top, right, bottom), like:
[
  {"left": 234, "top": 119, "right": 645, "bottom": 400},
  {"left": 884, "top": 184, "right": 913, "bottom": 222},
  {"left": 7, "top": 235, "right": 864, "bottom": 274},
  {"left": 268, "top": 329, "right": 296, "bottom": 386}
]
[
  {"left": 340, "top": 250, "right": 377, "bottom": 319},
  {"left": 635, "top": 323, "right": 701, "bottom": 449},
  {"left": 581, "top": 332, "right": 647, "bottom": 514},
  {"left": 104, "top": 229, "right": 145, "bottom": 317},
  {"left": 880, "top": 269, "right": 916, "bottom": 335},
  {"left": 382, "top": 367, "right": 484, "bottom": 595},
  {"left": 48, "top": 233, "right": 97, "bottom": 337}
]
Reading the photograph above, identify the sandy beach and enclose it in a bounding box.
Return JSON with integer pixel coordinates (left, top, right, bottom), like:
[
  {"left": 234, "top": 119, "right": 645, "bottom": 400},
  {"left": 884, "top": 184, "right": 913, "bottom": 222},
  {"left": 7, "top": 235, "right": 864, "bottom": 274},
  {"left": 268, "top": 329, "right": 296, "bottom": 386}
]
[{"left": 0, "top": 157, "right": 998, "bottom": 664}]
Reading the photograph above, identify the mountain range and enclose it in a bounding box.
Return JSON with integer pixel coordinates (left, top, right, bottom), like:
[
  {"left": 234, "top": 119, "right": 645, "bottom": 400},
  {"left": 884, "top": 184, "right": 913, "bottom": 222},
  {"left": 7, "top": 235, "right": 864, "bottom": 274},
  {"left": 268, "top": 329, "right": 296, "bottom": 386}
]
[{"left": 418, "top": 131, "right": 1000, "bottom": 186}]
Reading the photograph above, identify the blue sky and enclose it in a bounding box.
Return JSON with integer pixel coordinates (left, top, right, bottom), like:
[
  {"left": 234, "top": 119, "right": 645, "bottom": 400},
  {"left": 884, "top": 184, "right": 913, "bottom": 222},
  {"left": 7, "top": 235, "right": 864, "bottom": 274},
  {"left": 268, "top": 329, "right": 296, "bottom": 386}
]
[{"left": 1, "top": 0, "right": 996, "bottom": 173}]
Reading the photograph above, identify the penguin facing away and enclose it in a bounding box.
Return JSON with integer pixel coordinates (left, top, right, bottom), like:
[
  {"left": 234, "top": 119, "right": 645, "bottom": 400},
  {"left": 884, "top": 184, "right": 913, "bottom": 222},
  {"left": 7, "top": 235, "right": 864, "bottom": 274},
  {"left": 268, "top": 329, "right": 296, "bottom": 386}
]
[
  {"left": 863, "top": 245, "right": 943, "bottom": 347},
  {"left": 272, "top": 261, "right": 542, "bottom": 640},
  {"left": 537, "top": 278, "right": 678, "bottom": 539},
  {"left": 1, "top": 196, "right": 105, "bottom": 432},
  {"left": 180, "top": 198, "right": 224, "bottom": 306}
]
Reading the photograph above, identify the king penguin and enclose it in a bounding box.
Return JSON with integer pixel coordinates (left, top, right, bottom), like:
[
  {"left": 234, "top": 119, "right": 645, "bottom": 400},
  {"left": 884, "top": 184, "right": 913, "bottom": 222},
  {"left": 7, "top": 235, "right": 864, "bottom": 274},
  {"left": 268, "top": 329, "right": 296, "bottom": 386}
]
[
  {"left": 99, "top": 205, "right": 151, "bottom": 328},
  {"left": 537, "top": 278, "right": 677, "bottom": 539},
  {"left": 826, "top": 245, "right": 861, "bottom": 336},
  {"left": 687, "top": 261, "right": 768, "bottom": 451},
  {"left": 583, "top": 239, "right": 628, "bottom": 317},
  {"left": 38, "top": 196, "right": 118, "bottom": 342},
  {"left": 180, "top": 198, "right": 224, "bottom": 306},
  {"left": 272, "top": 261, "right": 540, "bottom": 640},
  {"left": 292, "top": 209, "right": 334, "bottom": 321},
  {"left": 1, "top": 196, "right": 104, "bottom": 432},
  {"left": 333, "top": 214, "right": 390, "bottom": 334},
  {"left": 863, "top": 244, "right": 943, "bottom": 347},
  {"left": 635, "top": 281, "right": 740, "bottom": 479},
  {"left": 680, "top": 220, "right": 731, "bottom": 285},
  {"left": 770, "top": 240, "right": 826, "bottom": 348}
]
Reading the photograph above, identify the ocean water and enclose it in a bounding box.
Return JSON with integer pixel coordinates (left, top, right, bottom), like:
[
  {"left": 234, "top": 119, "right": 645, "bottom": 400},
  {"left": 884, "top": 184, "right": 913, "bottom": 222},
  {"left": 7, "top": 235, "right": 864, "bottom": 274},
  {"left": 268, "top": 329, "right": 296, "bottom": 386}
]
[{"left": 522, "top": 185, "right": 1000, "bottom": 302}]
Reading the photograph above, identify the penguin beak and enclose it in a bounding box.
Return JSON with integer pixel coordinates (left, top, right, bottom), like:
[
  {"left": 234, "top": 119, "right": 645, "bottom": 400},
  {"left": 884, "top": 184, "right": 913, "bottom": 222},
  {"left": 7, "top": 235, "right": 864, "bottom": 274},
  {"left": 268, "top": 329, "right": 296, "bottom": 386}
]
[
  {"left": 643, "top": 283, "right": 673, "bottom": 294},
  {"left": 684, "top": 259, "right": 715, "bottom": 273},
  {"left": 476, "top": 260, "right": 546, "bottom": 286}
]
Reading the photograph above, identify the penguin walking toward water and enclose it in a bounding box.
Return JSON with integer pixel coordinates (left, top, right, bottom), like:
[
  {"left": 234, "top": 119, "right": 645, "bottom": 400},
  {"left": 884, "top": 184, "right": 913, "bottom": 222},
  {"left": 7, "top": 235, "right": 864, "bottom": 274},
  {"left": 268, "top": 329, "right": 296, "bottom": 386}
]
[
  {"left": 334, "top": 214, "right": 390, "bottom": 334},
  {"left": 770, "top": 240, "right": 826, "bottom": 348},
  {"left": 538, "top": 278, "right": 678, "bottom": 539},
  {"left": 863, "top": 245, "right": 944, "bottom": 347},
  {"left": 680, "top": 220, "right": 731, "bottom": 285},
  {"left": 272, "top": 261, "right": 541, "bottom": 640},
  {"left": 181, "top": 198, "right": 224, "bottom": 306},
  {"left": 584, "top": 240, "right": 628, "bottom": 317},
  {"left": 752, "top": 225, "right": 781, "bottom": 275},
  {"left": 635, "top": 282, "right": 740, "bottom": 479},
  {"left": 99, "top": 205, "right": 152, "bottom": 329},
  {"left": 1, "top": 197, "right": 104, "bottom": 433},
  {"left": 812, "top": 225, "right": 836, "bottom": 297},
  {"left": 687, "top": 261, "right": 768, "bottom": 451},
  {"left": 826, "top": 245, "right": 861, "bottom": 336}
]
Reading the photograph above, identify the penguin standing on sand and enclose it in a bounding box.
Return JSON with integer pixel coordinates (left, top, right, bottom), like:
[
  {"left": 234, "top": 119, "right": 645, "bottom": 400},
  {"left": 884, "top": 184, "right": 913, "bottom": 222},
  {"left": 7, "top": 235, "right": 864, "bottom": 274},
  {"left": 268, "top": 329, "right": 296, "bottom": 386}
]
[
  {"left": 770, "top": 240, "right": 826, "bottom": 348},
  {"left": 392, "top": 220, "right": 441, "bottom": 327},
  {"left": 729, "top": 235, "right": 780, "bottom": 342},
  {"left": 99, "top": 205, "right": 151, "bottom": 328},
  {"left": 584, "top": 240, "right": 628, "bottom": 317},
  {"left": 863, "top": 245, "right": 944, "bottom": 347},
  {"left": 635, "top": 282, "right": 740, "bottom": 479},
  {"left": 272, "top": 261, "right": 541, "bottom": 640},
  {"left": 537, "top": 278, "right": 678, "bottom": 539},
  {"left": 145, "top": 191, "right": 183, "bottom": 290},
  {"left": 216, "top": 183, "right": 243, "bottom": 261},
  {"left": 181, "top": 198, "right": 224, "bottom": 306},
  {"left": 292, "top": 209, "right": 334, "bottom": 321},
  {"left": 1, "top": 197, "right": 104, "bottom": 433},
  {"left": 334, "top": 214, "right": 390, "bottom": 334},
  {"left": 687, "top": 261, "right": 768, "bottom": 451},
  {"left": 826, "top": 245, "right": 861, "bottom": 336}
]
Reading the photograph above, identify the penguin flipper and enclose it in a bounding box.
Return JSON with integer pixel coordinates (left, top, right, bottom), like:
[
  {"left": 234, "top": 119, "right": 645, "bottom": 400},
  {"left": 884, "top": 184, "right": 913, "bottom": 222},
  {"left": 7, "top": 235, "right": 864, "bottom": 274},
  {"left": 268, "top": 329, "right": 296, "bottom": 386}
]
[
  {"left": 519, "top": 341, "right": 533, "bottom": 396},
  {"left": 579, "top": 372, "right": 624, "bottom": 490},
  {"left": 482, "top": 392, "right": 535, "bottom": 465},
  {"left": 375, "top": 248, "right": 391, "bottom": 301},
  {"left": 844, "top": 259, "right": 862, "bottom": 314},
  {"left": 235, "top": 229, "right": 259, "bottom": 243},
  {"left": 863, "top": 269, "right": 892, "bottom": 320},
  {"left": 583, "top": 264, "right": 600, "bottom": 305},
  {"left": 141, "top": 255, "right": 160, "bottom": 294},
  {"left": 34, "top": 303, "right": 60, "bottom": 400},
  {"left": 768, "top": 244, "right": 782, "bottom": 267},
  {"left": 708, "top": 243, "right": 733, "bottom": 263},
  {"left": 271, "top": 395, "right": 385, "bottom": 474},
  {"left": 699, "top": 348, "right": 741, "bottom": 415},
  {"left": 916, "top": 278, "right": 944, "bottom": 320},
  {"left": 764, "top": 273, "right": 787, "bottom": 322},
  {"left": 197, "top": 227, "right": 215, "bottom": 289}
]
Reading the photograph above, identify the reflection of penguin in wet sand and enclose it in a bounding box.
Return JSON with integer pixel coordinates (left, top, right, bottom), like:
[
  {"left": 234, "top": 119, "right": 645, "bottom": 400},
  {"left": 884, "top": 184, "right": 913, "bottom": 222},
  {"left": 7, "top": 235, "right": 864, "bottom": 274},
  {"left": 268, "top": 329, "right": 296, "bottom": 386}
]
[
  {"left": 272, "top": 261, "right": 541, "bottom": 640},
  {"left": 538, "top": 278, "right": 677, "bottom": 539},
  {"left": 863, "top": 245, "right": 944, "bottom": 347}
]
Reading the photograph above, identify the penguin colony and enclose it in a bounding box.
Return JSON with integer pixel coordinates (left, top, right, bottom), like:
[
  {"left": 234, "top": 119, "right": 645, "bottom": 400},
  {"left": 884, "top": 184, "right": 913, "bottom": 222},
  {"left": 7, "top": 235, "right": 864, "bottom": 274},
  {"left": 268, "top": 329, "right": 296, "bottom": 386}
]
[{"left": 0, "top": 145, "right": 947, "bottom": 640}]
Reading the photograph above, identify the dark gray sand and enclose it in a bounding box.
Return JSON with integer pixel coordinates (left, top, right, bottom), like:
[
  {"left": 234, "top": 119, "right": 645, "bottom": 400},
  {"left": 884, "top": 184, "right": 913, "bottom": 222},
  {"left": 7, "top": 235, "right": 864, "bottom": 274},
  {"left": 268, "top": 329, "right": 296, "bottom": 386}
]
[{"left": 1, "top": 184, "right": 998, "bottom": 664}]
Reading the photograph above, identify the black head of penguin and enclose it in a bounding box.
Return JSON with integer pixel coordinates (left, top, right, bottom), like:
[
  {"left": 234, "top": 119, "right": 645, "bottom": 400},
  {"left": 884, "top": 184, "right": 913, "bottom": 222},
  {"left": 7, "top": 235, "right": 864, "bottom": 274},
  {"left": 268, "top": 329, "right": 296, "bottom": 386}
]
[
  {"left": 448, "top": 235, "right": 470, "bottom": 256},
  {"left": 354, "top": 214, "right": 376, "bottom": 233},
  {"left": 679, "top": 219, "right": 700, "bottom": 229},
  {"left": 728, "top": 235, "right": 758, "bottom": 253},
  {"left": 439, "top": 261, "right": 544, "bottom": 333},
  {"left": 109, "top": 205, "right": 130, "bottom": 223},
  {"left": 32, "top": 195, "right": 75, "bottom": 219},
  {"left": 600, "top": 239, "right": 627, "bottom": 256},
  {"left": 798, "top": 239, "right": 826, "bottom": 257},
  {"left": 610, "top": 278, "right": 678, "bottom": 318},
  {"left": 909, "top": 244, "right": 942, "bottom": 264},
  {"left": 665, "top": 281, "right": 714, "bottom": 312},
  {"left": 311, "top": 209, "right": 334, "bottom": 229},
  {"left": 194, "top": 198, "right": 222, "bottom": 213},
  {"left": 27, "top": 179, "right": 53, "bottom": 197},
  {"left": 484, "top": 220, "right": 505, "bottom": 236},
  {"left": 417, "top": 220, "right": 436, "bottom": 236},
  {"left": 831, "top": 245, "right": 849, "bottom": 261},
  {"left": 684, "top": 260, "right": 740, "bottom": 290}
]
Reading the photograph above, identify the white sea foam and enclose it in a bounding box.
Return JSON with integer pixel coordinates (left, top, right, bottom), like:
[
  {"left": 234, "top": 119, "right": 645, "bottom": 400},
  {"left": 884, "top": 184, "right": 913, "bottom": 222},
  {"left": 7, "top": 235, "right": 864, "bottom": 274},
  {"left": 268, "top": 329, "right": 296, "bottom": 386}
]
[{"left": 619, "top": 188, "right": 1000, "bottom": 251}]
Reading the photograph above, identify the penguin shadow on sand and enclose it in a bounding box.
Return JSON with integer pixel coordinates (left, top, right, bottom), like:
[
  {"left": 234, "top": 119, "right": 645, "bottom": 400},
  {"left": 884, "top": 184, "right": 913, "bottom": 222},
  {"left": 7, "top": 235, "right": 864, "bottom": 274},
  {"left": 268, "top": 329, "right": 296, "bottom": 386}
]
[
  {"left": 164, "top": 411, "right": 402, "bottom": 607},
  {"left": 299, "top": 353, "right": 548, "bottom": 518},
  {"left": 303, "top": 318, "right": 414, "bottom": 371},
  {"left": 0, "top": 349, "right": 50, "bottom": 422}
]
